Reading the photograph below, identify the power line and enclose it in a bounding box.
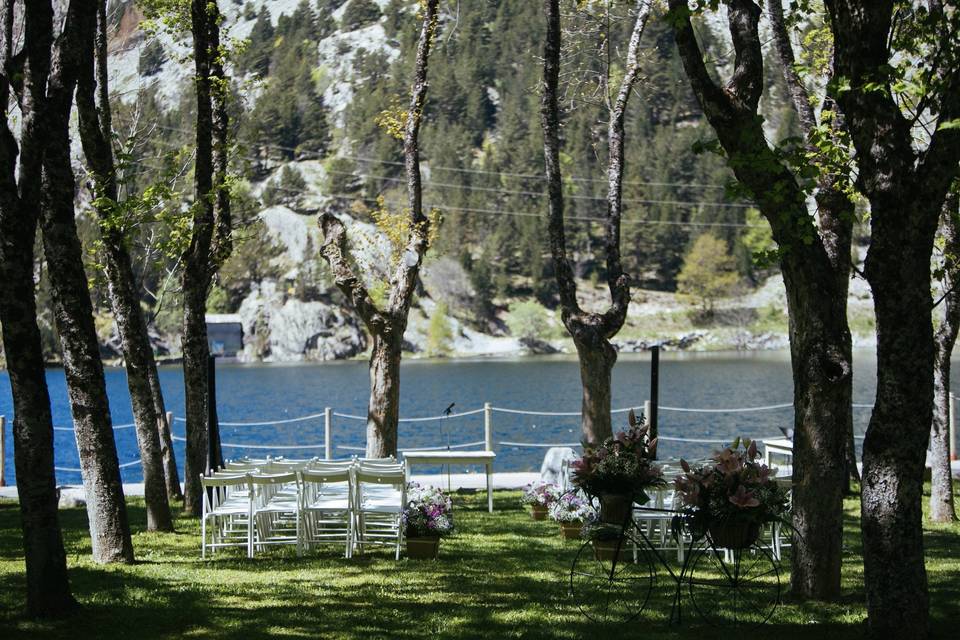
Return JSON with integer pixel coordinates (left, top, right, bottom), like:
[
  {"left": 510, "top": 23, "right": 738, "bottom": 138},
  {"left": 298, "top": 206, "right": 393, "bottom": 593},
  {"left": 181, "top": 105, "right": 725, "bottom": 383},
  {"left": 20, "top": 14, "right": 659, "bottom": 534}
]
[{"left": 154, "top": 123, "right": 733, "bottom": 192}]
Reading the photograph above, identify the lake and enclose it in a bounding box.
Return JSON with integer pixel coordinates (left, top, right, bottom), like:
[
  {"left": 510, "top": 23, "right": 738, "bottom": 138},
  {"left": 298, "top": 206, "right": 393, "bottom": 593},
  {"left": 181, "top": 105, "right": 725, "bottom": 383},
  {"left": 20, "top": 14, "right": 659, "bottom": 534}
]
[{"left": 0, "top": 350, "right": 943, "bottom": 485}]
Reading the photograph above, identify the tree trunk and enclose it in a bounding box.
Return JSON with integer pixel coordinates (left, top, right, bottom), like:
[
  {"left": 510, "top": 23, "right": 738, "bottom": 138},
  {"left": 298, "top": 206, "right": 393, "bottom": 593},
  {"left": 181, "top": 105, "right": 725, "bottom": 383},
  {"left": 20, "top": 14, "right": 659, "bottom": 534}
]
[
  {"left": 783, "top": 262, "right": 851, "bottom": 598},
  {"left": 539, "top": 0, "right": 642, "bottom": 448},
  {"left": 366, "top": 330, "right": 402, "bottom": 458},
  {"left": 101, "top": 245, "right": 173, "bottom": 531},
  {"left": 573, "top": 336, "right": 617, "bottom": 446},
  {"left": 0, "top": 200, "right": 76, "bottom": 617},
  {"left": 860, "top": 211, "right": 936, "bottom": 634},
  {"left": 0, "top": 233, "right": 77, "bottom": 616},
  {"left": 181, "top": 284, "right": 210, "bottom": 516},
  {"left": 181, "top": 0, "right": 230, "bottom": 516},
  {"left": 929, "top": 189, "right": 959, "bottom": 522},
  {"left": 668, "top": 0, "right": 852, "bottom": 600},
  {"left": 76, "top": 0, "right": 172, "bottom": 531},
  {"left": 150, "top": 367, "right": 183, "bottom": 501},
  {"left": 41, "top": 117, "right": 134, "bottom": 565}
]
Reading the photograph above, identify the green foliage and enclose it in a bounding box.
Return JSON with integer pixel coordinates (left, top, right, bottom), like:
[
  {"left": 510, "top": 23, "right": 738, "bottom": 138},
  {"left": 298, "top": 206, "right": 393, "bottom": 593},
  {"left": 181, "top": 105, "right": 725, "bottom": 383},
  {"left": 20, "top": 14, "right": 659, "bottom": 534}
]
[
  {"left": 324, "top": 156, "right": 362, "bottom": 194},
  {"left": 676, "top": 234, "right": 740, "bottom": 315},
  {"left": 262, "top": 166, "right": 308, "bottom": 208},
  {"left": 138, "top": 39, "right": 167, "bottom": 77},
  {"left": 425, "top": 301, "right": 454, "bottom": 357},
  {"left": 341, "top": 0, "right": 382, "bottom": 31},
  {"left": 206, "top": 285, "right": 230, "bottom": 313},
  {"left": 217, "top": 220, "right": 288, "bottom": 309},
  {"left": 505, "top": 300, "right": 552, "bottom": 343}
]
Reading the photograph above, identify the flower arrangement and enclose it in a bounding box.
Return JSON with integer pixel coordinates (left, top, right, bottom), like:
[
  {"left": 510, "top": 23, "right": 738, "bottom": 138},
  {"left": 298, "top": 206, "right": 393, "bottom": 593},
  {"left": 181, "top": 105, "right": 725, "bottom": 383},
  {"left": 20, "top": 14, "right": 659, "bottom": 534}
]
[
  {"left": 570, "top": 409, "right": 664, "bottom": 501},
  {"left": 403, "top": 483, "right": 455, "bottom": 538},
  {"left": 548, "top": 491, "right": 595, "bottom": 523},
  {"left": 520, "top": 480, "right": 560, "bottom": 508},
  {"left": 673, "top": 438, "right": 789, "bottom": 542}
]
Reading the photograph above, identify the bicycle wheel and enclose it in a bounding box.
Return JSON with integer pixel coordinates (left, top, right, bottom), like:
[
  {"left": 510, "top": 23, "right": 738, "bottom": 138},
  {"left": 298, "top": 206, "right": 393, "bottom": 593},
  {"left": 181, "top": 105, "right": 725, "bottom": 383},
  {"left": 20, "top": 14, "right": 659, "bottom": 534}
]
[
  {"left": 569, "top": 535, "right": 656, "bottom": 623},
  {"left": 687, "top": 543, "right": 780, "bottom": 627}
]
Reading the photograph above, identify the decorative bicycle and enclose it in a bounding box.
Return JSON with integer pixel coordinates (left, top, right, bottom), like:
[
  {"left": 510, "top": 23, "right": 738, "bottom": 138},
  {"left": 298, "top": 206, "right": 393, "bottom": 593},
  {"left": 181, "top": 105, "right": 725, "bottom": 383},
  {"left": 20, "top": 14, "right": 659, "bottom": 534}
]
[{"left": 569, "top": 504, "right": 781, "bottom": 627}]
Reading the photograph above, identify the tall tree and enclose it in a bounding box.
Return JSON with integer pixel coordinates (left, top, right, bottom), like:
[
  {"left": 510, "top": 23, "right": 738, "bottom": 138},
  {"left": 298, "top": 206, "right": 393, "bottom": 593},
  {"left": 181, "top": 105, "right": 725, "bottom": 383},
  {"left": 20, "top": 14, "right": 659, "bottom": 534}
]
[
  {"left": 182, "top": 0, "right": 233, "bottom": 516},
  {"left": 768, "top": 0, "right": 860, "bottom": 489},
  {"left": 667, "top": 0, "right": 853, "bottom": 599},
  {"left": 931, "top": 186, "right": 959, "bottom": 523},
  {"left": 39, "top": 0, "right": 134, "bottom": 564},
  {"left": 77, "top": 0, "right": 173, "bottom": 531},
  {"left": 319, "top": 0, "right": 440, "bottom": 458},
  {"left": 822, "top": 1, "right": 960, "bottom": 634},
  {"left": 0, "top": 0, "right": 76, "bottom": 615},
  {"left": 540, "top": 0, "right": 651, "bottom": 446}
]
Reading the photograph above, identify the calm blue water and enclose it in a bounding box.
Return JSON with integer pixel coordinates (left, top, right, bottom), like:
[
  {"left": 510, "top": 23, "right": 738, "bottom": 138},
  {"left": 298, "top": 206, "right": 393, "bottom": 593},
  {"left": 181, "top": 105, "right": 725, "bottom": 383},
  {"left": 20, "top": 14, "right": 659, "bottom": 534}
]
[{"left": 0, "top": 350, "right": 942, "bottom": 485}]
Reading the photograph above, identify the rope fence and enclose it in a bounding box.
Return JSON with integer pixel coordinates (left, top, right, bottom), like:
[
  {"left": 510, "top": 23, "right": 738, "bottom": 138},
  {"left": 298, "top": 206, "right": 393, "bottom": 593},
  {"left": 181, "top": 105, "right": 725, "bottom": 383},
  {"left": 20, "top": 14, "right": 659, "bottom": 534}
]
[{"left": 4, "top": 397, "right": 914, "bottom": 486}]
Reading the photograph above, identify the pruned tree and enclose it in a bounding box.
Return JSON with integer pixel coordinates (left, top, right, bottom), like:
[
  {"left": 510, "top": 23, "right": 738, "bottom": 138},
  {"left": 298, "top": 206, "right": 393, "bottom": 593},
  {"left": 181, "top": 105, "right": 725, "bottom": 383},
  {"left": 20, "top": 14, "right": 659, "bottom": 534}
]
[
  {"left": 667, "top": 0, "right": 853, "bottom": 599},
  {"left": 821, "top": 1, "right": 960, "bottom": 633},
  {"left": 931, "top": 185, "right": 959, "bottom": 523},
  {"left": 540, "top": 0, "right": 652, "bottom": 446},
  {"left": 36, "top": 0, "right": 135, "bottom": 564},
  {"left": 319, "top": 0, "right": 440, "bottom": 458},
  {"left": 77, "top": 0, "right": 173, "bottom": 531},
  {"left": 182, "top": 0, "right": 234, "bottom": 515},
  {"left": 0, "top": 0, "right": 77, "bottom": 615}
]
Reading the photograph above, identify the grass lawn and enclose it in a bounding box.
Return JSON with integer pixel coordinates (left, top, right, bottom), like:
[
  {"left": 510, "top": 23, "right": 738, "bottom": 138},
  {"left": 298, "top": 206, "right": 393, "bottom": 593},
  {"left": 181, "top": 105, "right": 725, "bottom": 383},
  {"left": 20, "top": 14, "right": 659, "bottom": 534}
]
[{"left": 0, "top": 488, "right": 957, "bottom": 639}]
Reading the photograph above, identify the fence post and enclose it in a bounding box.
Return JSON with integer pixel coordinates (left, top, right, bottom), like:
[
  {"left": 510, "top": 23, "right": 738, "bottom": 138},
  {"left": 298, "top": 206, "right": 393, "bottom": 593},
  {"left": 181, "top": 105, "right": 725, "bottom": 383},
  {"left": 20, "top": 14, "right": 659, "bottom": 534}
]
[
  {"left": 166, "top": 411, "right": 174, "bottom": 432},
  {"left": 484, "top": 402, "right": 493, "bottom": 452},
  {"left": 0, "top": 415, "right": 6, "bottom": 487},
  {"left": 324, "top": 407, "right": 332, "bottom": 460},
  {"left": 951, "top": 392, "right": 957, "bottom": 462}
]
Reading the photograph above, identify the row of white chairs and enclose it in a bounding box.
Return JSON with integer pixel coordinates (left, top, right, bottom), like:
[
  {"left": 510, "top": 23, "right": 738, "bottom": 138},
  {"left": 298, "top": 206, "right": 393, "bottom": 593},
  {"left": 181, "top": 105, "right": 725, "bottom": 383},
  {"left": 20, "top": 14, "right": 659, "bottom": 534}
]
[{"left": 200, "top": 457, "right": 408, "bottom": 560}]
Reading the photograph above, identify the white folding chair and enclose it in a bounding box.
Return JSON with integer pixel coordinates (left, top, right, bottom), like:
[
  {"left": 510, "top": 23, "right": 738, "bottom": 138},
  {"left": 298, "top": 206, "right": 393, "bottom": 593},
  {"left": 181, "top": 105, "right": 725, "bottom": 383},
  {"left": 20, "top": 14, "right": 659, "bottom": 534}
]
[
  {"left": 300, "top": 466, "right": 354, "bottom": 557},
  {"left": 250, "top": 472, "right": 302, "bottom": 557},
  {"left": 201, "top": 473, "right": 251, "bottom": 559},
  {"left": 353, "top": 463, "right": 407, "bottom": 560}
]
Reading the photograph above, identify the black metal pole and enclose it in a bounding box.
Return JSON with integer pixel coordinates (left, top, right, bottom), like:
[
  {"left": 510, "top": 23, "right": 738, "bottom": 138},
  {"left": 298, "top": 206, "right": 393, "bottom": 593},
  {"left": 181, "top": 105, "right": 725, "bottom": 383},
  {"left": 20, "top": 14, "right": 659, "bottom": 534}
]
[
  {"left": 650, "top": 344, "right": 660, "bottom": 447},
  {"left": 207, "top": 354, "right": 224, "bottom": 473}
]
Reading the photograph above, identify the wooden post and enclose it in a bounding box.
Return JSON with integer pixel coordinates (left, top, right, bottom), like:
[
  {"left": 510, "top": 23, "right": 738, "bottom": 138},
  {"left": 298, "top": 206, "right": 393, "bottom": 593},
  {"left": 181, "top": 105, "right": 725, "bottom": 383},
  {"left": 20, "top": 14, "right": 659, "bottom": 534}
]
[
  {"left": 165, "top": 411, "right": 174, "bottom": 433},
  {"left": 950, "top": 392, "right": 957, "bottom": 462},
  {"left": 324, "top": 407, "right": 332, "bottom": 460},
  {"left": 0, "top": 415, "right": 6, "bottom": 487},
  {"left": 484, "top": 402, "right": 493, "bottom": 452},
  {"left": 649, "top": 344, "right": 660, "bottom": 438}
]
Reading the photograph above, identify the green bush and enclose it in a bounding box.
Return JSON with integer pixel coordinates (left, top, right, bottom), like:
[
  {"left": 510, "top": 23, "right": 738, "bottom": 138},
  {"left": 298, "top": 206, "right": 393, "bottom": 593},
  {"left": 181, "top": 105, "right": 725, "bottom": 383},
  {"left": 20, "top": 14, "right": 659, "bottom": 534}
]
[
  {"left": 426, "top": 302, "right": 454, "bottom": 357},
  {"left": 505, "top": 300, "right": 551, "bottom": 343},
  {"left": 138, "top": 39, "right": 166, "bottom": 77},
  {"left": 341, "top": 0, "right": 382, "bottom": 30}
]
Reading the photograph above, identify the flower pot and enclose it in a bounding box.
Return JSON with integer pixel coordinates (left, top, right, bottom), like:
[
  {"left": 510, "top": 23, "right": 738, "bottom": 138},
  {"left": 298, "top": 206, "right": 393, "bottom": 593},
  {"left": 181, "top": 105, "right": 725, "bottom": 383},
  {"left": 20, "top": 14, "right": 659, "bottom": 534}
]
[
  {"left": 406, "top": 536, "right": 440, "bottom": 559},
  {"left": 531, "top": 504, "right": 548, "bottom": 521},
  {"left": 599, "top": 493, "right": 633, "bottom": 524},
  {"left": 592, "top": 539, "right": 628, "bottom": 562},
  {"left": 560, "top": 521, "right": 582, "bottom": 539},
  {"left": 708, "top": 520, "right": 760, "bottom": 550}
]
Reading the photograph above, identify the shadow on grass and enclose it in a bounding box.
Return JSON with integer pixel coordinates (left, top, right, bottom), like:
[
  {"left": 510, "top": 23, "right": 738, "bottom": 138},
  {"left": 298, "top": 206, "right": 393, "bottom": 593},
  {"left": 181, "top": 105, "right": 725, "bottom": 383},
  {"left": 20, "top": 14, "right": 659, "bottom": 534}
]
[{"left": 1, "top": 492, "right": 956, "bottom": 639}]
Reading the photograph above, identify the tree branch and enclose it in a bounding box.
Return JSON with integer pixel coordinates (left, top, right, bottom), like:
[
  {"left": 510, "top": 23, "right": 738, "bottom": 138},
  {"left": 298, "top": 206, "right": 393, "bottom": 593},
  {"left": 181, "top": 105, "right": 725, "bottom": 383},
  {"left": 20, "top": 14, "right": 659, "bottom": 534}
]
[
  {"left": 541, "top": 0, "right": 581, "bottom": 316},
  {"left": 667, "top": 0, "right": 736, "bottom": 122},
  {"left": 725, "top": 0, "right": 764, "bottom": 110},
  {"left": 768, "top": 0, "right": 817, "bottom": 135},
  {"left": 319, "top": 213, "right": 386, "bottom": 332},
  {"left": 387, "top": 0, "right": 438, "bottom": 316}
]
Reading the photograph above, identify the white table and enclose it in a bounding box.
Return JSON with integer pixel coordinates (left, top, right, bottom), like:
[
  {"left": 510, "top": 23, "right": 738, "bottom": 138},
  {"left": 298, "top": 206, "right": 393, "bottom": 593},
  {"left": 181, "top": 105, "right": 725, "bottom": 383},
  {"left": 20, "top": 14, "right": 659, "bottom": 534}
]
[{"left": 402, "top": 451, "right": 496, "bottom": 513}]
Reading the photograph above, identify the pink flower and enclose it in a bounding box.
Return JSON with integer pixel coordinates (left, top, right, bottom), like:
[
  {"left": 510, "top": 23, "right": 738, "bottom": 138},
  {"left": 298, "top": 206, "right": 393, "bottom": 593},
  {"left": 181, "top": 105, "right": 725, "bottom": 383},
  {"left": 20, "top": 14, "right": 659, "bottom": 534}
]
[{"left": 728, "top": 484, "right": 760, "bottom": 508}]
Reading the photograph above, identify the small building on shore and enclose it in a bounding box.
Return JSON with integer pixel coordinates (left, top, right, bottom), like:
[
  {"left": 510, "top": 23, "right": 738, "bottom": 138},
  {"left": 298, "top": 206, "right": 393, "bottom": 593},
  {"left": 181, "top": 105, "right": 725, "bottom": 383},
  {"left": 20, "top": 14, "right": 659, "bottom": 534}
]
[{"left": 205, "top": 314, "right": 244, "bottom": 359}]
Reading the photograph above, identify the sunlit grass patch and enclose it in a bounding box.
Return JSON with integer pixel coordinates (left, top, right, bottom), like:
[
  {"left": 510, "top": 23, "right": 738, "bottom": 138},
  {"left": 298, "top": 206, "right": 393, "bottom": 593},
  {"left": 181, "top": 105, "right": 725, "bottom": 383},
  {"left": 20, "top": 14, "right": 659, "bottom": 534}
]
[{"left": 0, "top": 488, "right": 957, "bottom": 639}]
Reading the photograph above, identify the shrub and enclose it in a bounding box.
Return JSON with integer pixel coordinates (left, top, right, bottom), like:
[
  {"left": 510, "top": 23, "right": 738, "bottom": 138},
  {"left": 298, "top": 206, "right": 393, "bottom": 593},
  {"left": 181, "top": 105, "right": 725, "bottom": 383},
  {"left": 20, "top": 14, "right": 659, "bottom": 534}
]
[
  {"left": 341, "top": 0, "right": 382, "bottom": 30},
  {"left": 426, "top": 302, "right": 453, "bottom": 357},
  {"left": 138, "top": 39, "right": 166, "bottom": 77},
  {"left": 505, "top": 300, "right": 551, "bottom": 344}
]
